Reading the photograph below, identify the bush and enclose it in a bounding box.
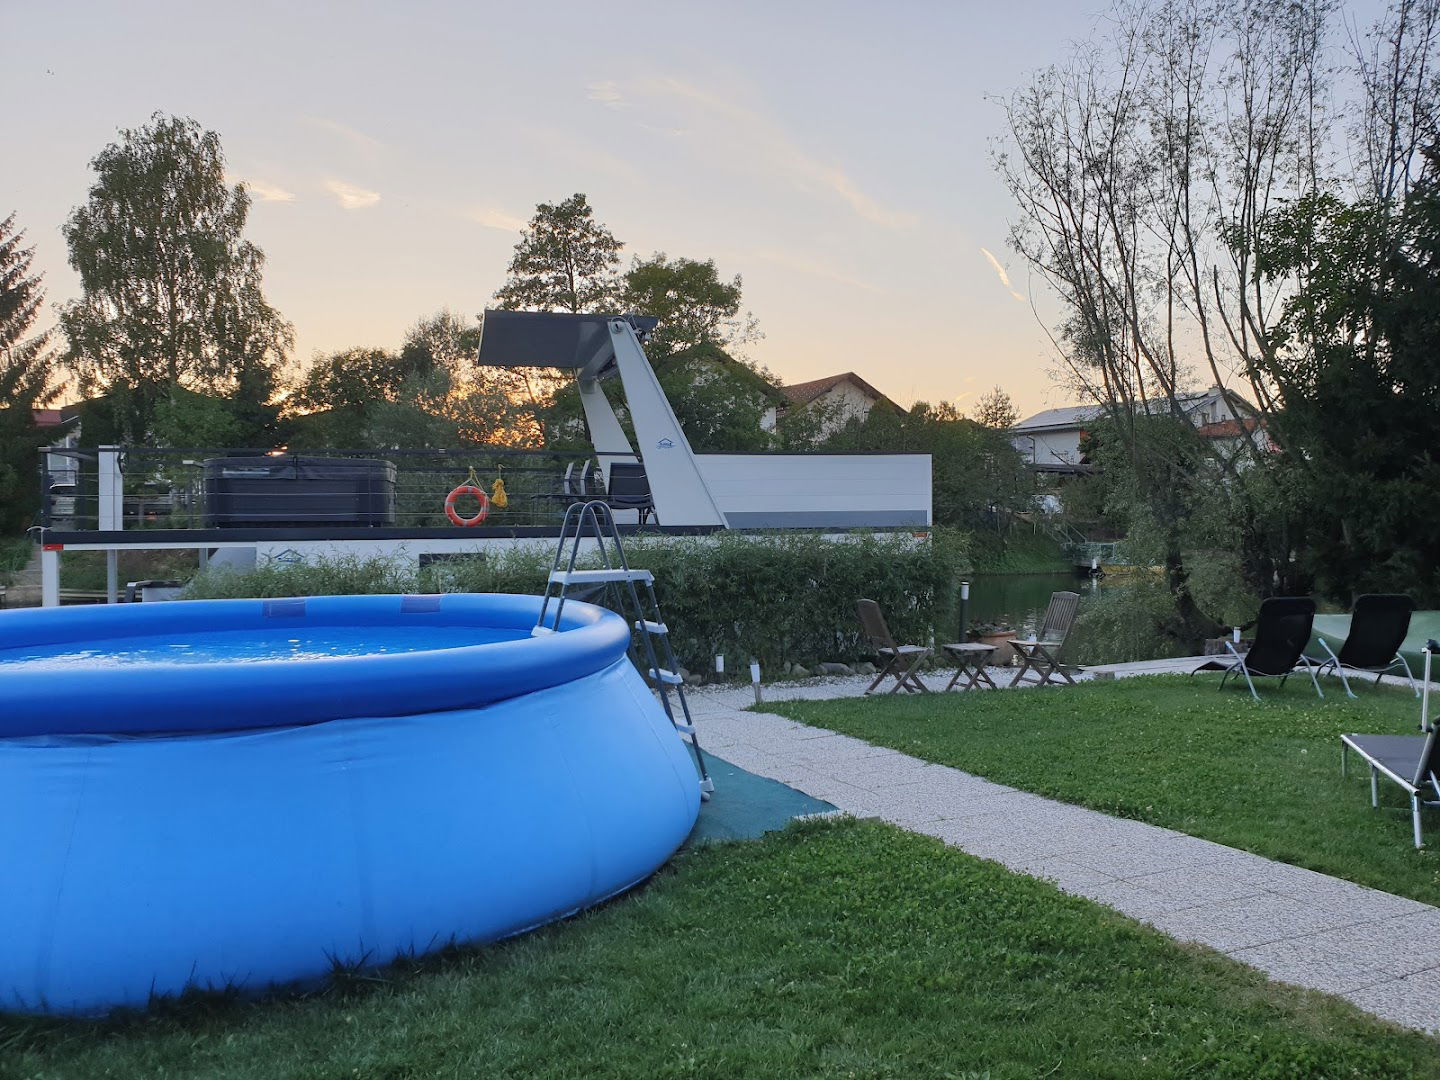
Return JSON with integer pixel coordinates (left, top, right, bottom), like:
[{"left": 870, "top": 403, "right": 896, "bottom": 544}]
[
  {"left": 183, "top": 530, "right": 967, "bottom": 674},
  {"left": 0, "top": 534, "right": 32, "bottom": 585},
  {"left": 1066, "top": 575, "right": 1185, "bottom": 666}
]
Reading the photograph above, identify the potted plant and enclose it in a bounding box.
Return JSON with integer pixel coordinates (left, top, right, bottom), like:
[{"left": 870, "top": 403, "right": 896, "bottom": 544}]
[{"left": 968, "top": 620, "right": 1017, "bottom": 666}]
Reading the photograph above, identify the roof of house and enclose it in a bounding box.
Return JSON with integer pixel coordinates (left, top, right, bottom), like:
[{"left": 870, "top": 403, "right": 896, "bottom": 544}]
[
  {"left": 31, "top": 404, "right": 84, "bottom": 428},
  {"left": 780, "top": 372, "right": 897, "bottom": 411},
  {"left": 1011, "top": 403, "right": 1104, "bottom": 433},
  {"left": 1013, "top": 387, "right": 1257, "bottom": 433}
]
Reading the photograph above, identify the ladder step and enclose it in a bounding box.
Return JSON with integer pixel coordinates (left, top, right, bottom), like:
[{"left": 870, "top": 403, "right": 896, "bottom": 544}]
[
  {"left": 649, "top": 668, "right": 684, "bottom": 685},
  {"left": 636, "top": 619, "right": 668, "bottom": 635},
  {"left": 549, "top": 568, "right": 653, "bottom": 585}
]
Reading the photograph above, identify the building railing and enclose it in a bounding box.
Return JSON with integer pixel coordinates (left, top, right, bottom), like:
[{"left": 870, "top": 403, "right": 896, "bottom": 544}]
[{"left": 39, "top": 446, "right": 608, "bottom": 535}]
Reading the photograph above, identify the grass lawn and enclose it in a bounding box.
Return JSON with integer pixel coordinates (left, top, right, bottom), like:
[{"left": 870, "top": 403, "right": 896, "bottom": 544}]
[
  {"left": 0, "top": 535, "right": 31, "bottom": 586},
  {"left": 2, "top": 817, "right": 1436, "bottom": 1079},
  {"left": 763, "top": 675, "right": 1440, "bottom": 905}
]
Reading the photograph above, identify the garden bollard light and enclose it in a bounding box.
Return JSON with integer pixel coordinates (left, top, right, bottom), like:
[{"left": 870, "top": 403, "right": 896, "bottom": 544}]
[
  {"left": 715, "top": 654, "right": 724, "bottom": 678},
  {"left": 750, "top": 660, "right": 762, "bottom": 705}
]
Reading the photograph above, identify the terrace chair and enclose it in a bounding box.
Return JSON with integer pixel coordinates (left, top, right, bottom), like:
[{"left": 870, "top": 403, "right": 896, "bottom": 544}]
[
  {"left": 1191, "top": 596, "right": 1322, "bottom": 702},
  {"left": 857, "top": 599, "right": 931, "bottom": 695},
  {"left": 1009, "top": 591, "right": 1082, "bottom": 687},
  {"left": 604, "top": 461, "right": 656, "bottom": 525},
  {"left": 556, "top": 458, "right": 594, "bottom": 504},
  {"left": 1341, "top": 643, "right": 1440, "bottom": 847},
  {"left": 1309, "top": 594, "right": 1419, "bottom": 698}
]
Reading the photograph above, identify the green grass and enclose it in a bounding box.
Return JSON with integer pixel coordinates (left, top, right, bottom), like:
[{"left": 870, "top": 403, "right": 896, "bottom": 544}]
[
  {"left": 0, "top": 535, "right": 31, "bottom": 585},
  {"left": 3, "top": 818, "right": 1436, "bottom": 1079},
  {"left": 763, "top": 675, "right": 1440, "bottom": 905}
]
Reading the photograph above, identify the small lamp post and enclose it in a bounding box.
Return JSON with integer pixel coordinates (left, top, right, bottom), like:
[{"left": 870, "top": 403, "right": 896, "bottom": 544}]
[
  {"left": 750, "top": 659, "right": 762, "bottom": 705},
  {"left": 958, "top": 580, "right": 970, "bottom": 642}
]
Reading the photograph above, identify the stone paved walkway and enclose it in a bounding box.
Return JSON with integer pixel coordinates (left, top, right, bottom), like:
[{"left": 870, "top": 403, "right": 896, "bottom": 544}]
[{"left": 687, "top": 673, "right": 1440, "bottom": 1035}]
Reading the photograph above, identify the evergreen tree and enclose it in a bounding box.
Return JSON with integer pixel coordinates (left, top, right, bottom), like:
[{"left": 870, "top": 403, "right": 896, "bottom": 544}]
[
  {"left": 0, "top": 214, "right": 65, "bottom": 533},
  {"left": 973, "top": 386, "right": 1018, "bottom": 430}
]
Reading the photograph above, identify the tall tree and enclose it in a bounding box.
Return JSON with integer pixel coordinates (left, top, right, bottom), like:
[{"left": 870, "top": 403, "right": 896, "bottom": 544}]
[
  {"left": 492, "top": 193, "right": 622, "bottom": 314},
  {"left": 1247, "top": 147, "right": 1440, "bottom": 603},
  {"left": 621, "top": 253, "right": 760, "bottom": 359},
  {"left": 289, "top": 347, "right": 415, "bottom": 448},
  {"left": 60, "top": 113, "right": 293, "bottom": 441},
  {"left": 996, "top": 0, "right": 1335, "bottom": 640},
  {"left": 489, "top": 195, "right": 622, "bottom": 443},
  {"left": 973, "top": 386, "right": 1018, "bottom": 430},
  {"left": 0, "top": 214, "right": 65, "bottom": 533}
]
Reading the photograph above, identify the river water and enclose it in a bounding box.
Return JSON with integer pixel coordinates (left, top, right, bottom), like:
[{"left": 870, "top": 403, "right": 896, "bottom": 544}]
[{"left": 958, "top": 572, "right": 1103, "bottom": 637}]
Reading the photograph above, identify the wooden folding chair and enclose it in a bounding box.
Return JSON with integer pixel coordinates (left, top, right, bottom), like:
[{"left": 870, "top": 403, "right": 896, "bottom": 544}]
[
  {"left": 857, "top": 599, "right": 931, "bottom": 695},
  {"left": 1010, "top": 591, "right": 1081, "bottom": 687}
]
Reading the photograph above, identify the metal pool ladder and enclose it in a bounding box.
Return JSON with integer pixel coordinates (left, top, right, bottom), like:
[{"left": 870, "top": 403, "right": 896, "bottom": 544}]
[{"left": 536, "top": 500, "right": 714, "bottom": 799}]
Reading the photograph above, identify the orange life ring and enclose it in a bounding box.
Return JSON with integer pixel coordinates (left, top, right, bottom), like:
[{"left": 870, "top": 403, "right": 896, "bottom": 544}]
[{"left": 444, "top": 484, "right": 489, "bottom": 527}]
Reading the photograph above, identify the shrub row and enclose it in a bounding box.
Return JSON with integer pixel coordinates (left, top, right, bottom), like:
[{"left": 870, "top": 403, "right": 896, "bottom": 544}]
[{"left": 182, "top": 530, "right": 969, "bottom": 673}]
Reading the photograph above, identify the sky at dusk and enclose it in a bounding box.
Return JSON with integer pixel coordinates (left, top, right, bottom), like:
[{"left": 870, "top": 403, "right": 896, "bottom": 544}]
[{"left": 0, "top": 0, "right": 1384, "bottom": 419}]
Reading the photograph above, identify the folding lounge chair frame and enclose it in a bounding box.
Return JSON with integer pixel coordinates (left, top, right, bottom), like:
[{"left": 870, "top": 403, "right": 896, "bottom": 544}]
[
  {"left": 857, "top": 598, "right": 931, "bottom": 695},
  {"left": 1340, "top": 643, "right": 1440, "bottom": 848},
  {"left": 1311, "top": 593, "right": 1419, "bottom": 698},
  {"left": 1010, "top": 591, "right": 1081, "bottom": 687},
  {"left": 1193, "top": 596, "right": 1322, "bottom": 702}
]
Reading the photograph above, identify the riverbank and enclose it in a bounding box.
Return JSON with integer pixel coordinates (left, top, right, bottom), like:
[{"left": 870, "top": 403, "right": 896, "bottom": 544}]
[{"left": 965, "top": 529, "right": 1072, "bottom": 575}]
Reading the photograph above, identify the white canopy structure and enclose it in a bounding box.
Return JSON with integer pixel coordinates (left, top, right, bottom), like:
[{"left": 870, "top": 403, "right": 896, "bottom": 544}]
[{"left": 476, "top": 310, "right": 932, "bottom": 530}]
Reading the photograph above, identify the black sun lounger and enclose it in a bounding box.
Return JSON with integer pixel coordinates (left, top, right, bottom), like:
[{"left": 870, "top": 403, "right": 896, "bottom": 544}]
[
  {"left": 1341, "top": 641, "right": 1440, "bottom": 848},
  {"left": 1192, "top": 596, "right": 1321, "bottom": 701},
  {"left": 1310, "top": 593, "right": 1418, "bottom": 698}
]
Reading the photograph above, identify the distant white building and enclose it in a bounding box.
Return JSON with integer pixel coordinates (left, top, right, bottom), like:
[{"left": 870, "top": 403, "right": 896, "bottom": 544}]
[
  {"left": 763, "top": 372, "right": 898, "bottom": 436},
  {"left": 1011, "top": 386, "right": 1269, "bottom": 470}
]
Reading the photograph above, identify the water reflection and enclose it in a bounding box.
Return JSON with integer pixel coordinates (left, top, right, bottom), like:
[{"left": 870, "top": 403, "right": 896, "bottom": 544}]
[{"left": 962, "top": 573, "right": 1100, "bottom": 637}]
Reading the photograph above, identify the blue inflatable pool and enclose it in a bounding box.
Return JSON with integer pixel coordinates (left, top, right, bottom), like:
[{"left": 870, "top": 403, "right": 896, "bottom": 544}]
[{"left": 0, "top": 593, "right": 700, "bottom": 1015}]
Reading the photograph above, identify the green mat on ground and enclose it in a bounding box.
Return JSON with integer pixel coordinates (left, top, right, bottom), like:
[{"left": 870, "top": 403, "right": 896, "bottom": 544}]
[
  {"left": 686, "top": 754, "right": 836, "bottom": 846},
  {"left": 1312, "top": 610, "right": 1440, "bottom": 679}
]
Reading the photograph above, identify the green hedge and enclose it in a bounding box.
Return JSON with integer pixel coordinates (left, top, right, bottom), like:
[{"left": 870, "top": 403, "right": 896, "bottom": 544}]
[{"left": 183, "top": 530, "right": 968, "bottom": 674}]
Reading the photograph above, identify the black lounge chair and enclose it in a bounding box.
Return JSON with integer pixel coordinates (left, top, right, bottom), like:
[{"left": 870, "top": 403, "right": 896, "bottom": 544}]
[
  {"left": 604, "top": 461, "right": 656, "bottom": 525},
  {"left": 1192, "top": 596, "right": 1321, "bottom": 701},
  {"left": 1341, "top": 642, "right": 1440, "bottom": 847},
  {"left": 1309, "top": 593, "right": 1418, "bottom": 698}
]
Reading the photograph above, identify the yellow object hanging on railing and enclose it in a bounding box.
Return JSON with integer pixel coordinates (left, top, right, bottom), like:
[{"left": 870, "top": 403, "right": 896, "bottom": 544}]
[{"left": 490, "top": 476, "right": 508, "bottom": 509}]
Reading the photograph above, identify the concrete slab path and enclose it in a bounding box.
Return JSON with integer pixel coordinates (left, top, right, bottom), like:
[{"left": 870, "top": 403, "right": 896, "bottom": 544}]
[{"left": 687, "top": 673, "right": 1440, "bottom": 1035}]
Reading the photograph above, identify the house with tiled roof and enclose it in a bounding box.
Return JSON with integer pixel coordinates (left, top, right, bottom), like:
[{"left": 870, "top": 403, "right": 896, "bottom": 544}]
[
  {"left": 765, "top": 372, "right": 899, "bottom": 436},
  {"left": 1010, "top": 386, "right": 1269, "bottom": 471}
]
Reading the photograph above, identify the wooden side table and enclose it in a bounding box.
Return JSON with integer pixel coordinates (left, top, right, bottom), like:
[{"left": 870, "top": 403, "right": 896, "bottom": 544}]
[{"left": 940, "top": 642, "right": 999, "bottom": 691}]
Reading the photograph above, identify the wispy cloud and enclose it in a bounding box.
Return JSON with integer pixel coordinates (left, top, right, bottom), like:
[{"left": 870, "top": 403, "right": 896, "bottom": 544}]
[
  {"left": 749, "top": 248, "right": 881, "bottom": 292},
  {"left": 516, "top": 124, "right": 645, "bottom": 183},
  {"left": 304, "top": 116, "right": 385, "bottom": 156},
  {"left": 980, "top": 247, "right": 1025, "bottom": 302},
  {"left": 468, "top": 206, "right": 527, "bottom": 232},
  {"left": 586, "top": 80, "right": 624, "bottom": 107},
  {"left": 325, "top": 179, "right": 380, "bottom": 210},
  {"left": 244, "top": 178, "right": 297, "bottom": 203},
  {"left": 613, "top": 76, "right": 916, "bottom": 230}
]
